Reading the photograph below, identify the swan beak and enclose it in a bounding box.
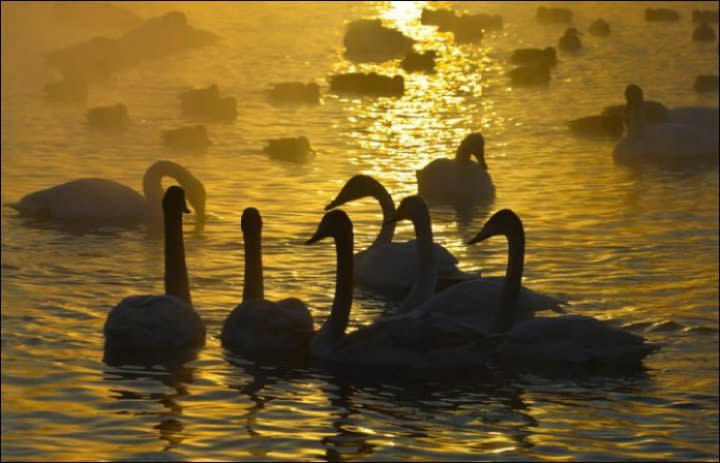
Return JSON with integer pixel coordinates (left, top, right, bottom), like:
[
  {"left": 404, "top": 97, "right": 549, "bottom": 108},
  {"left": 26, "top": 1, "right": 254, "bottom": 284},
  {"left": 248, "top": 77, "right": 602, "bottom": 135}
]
[
  {"left": 467, "top": 230, "right": 490, "bottom": 245},
  {"left": 305, "top": 232, "right": 322, "bottom": 245},
  {"left": 182, "top": 204, "right": 191, "bottom": 214},
  {"left": 324, "top": 199, "right": 339, "bottom": 211}
]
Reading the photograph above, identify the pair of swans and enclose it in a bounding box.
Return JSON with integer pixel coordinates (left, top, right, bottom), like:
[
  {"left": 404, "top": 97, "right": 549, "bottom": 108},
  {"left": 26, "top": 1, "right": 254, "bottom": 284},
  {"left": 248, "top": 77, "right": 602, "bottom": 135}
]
[
  {"left": 10, "top": 161, "right": 206, "bottom": 235},
  {"left": 614, "top": 85, "right": 719, "bottom": 162}
]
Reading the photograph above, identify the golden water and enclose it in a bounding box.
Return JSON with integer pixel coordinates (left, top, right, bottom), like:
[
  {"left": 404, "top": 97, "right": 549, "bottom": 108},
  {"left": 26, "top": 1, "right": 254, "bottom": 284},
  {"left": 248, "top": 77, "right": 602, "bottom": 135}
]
[{"left": 2, "top": 1, "right": 718, "bottom": 460}]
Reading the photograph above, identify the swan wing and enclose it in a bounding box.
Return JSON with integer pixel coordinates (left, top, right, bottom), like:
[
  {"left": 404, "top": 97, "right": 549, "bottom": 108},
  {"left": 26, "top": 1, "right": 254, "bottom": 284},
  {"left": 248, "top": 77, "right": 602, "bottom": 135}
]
[{"left": 104, "top": 295, "right": 205, "bottom": 351}]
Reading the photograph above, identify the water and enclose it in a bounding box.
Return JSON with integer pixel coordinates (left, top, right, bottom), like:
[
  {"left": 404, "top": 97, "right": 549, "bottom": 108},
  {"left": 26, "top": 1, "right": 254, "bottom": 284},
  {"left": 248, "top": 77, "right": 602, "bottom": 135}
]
[{"left": 1, "top": 1, "right": 718, "bottom": 460}]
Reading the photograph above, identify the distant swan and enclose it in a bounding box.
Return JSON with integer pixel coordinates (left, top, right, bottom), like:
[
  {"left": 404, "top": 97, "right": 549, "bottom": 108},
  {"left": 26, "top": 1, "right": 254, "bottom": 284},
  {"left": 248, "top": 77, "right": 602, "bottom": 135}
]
[
  {"left": 221, "top": 208, "right": 313, "bottom": 361},
  {"left": 325, "top": 175, "right": 476, "bottom": 301},
  {"left": 390, "top": 197, "right": 566, "bottom": 324},
  {"left": 10, "top": 160, "right": 206, "bottom": 234},
  {"left": 613, "top": 84, "right": 718, "bottom": 161},
  {"left": 103, "top": 186, "right": 206, "bottom": 354},
  {"left": 468, "top": 209, "right": 659, "bottom": 371},
  {"left": 558, "top": 27, "right": 582, "bottom": 52},
  {"left": 416, "top": 132, "right": 496, "bottom": 205},
  {"left": 305, "top": 209, "right": 496, "bottom": 371}
]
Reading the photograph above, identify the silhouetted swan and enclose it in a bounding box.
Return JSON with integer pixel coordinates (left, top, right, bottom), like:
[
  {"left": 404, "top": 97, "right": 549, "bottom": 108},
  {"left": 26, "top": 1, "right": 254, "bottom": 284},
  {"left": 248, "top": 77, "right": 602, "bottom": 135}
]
[
  {"left": 86, "top": 103, "right": 129, "bottom": 129},
  {"left": 263, "top": 136, "right": 315, "bottom": 163},
  {"left": 104, "top": 186, "right": 206, "bottom": 353},
  {"left": 469, "top": 209, "right": 658, "bottom": 371},
  {"left": 343, "top": 19, "right": 414, "bottom": 62},
  {"left": 558, "top": 27, "right": 582, "bottom": 52},
  {"left": 221, "top": 208, "right": 313, "bottom": 361},
  {"left": 567, "top": 100, "right": 669, "bottom": 138},
  {"left": 614, "top": 85, "right": 718, "bottom": 161},
  {"left": 536, "top": 6, "right": 572, "bottom": 24},
  {"left": 180, "top": 84, "right": 237, "bottom": 120},
  {"left": 11, "top": 160, "right": 206, "bottom": 234},
  {"left": 330, "top": 72, "right": 404, "bottom": 97},
  {"left": 325, "top": 175, "right": 475, "bottom": 300},
  {"left": 509, "top": 63, "right": 551, "bottom": 85},
  {"left": 416, "top": 132, "right": 495, "bottom": 205},
  {"left": 390, "top": 198, "right": 566, "bottom": 325},
  {"left": 589, "top": 18, "right": 610, "bottom": 36},
  {"left": 305, "top": 209, "right": 496, "bottom": 371}
]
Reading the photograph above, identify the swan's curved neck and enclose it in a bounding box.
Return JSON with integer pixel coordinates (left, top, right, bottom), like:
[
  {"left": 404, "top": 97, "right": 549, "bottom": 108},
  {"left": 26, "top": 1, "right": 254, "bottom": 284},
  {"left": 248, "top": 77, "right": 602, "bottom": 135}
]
[
  {"left": 495, "top": 226, "right": 525, "bottom": 333},
  {"left": 164, "top": 210, "right": 191, "bottom": 305},
  {"left": 242, "top": 226, "right": 264, "bottom": 302},
  {"left": 370, "top": 184, "right": 396, "bottom": 246},
  {"left": 399, "top": 205, "right": 437, "bottom": 312},
  {"left": 314, "top": 228, "right": 354, "bottom": 352},
  {"left": 144, "top": 161, "right": 205, "bottom": 232}
]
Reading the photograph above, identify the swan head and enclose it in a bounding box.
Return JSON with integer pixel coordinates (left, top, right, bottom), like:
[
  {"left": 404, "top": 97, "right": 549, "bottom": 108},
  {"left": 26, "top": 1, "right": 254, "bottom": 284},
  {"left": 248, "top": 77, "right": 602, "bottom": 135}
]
[
  {"left": 467, "top": 209, "right": 523, "bottom": 244},
  {"left": 241, "top": 207, "right": 262, "bottom": 234},
  {"left": 625, "top": 84, "right": 644, "bottom": 107},
  {"left": 387, "top": 195, "right": 428, "bottom": 224},
  {"left": 456, "top": 132, "right": 488, "bottom": 169},
  {"left": 306, "top": 209, "right": 352, "bottom": 244},
  {"left": 162, "top": 185, "right": 190, "bottom": 215},
  {"left": 325, "top": 174, "right": 381, "bottom": 210}
]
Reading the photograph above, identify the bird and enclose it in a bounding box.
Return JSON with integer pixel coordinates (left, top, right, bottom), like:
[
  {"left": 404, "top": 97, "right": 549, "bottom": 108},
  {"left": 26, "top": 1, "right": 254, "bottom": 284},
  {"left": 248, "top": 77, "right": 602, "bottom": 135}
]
[
  {"left": 103, "top": 186, "right": 206, "bottom": 359},
  {"left": 221, "top": 207, "right": 313, "bottom": 362}
]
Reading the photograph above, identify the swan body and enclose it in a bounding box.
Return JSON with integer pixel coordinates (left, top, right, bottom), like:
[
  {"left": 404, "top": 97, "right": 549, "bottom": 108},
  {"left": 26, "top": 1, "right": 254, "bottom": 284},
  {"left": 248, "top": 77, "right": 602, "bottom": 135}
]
[
  {"left": 305, "top": 209, "right": 495, "bottom": 372},
  {"left": 390, "top": 198, "right": 565, "bottom": 324},
  {"left": 221, "top": 208, "right": 313, "bottom": 360},
  {"left": 87, "top": 104, "right": 129, "bottom": 129},
  {"left": 693, "top": 23, "right": 716, "bottom": 42},
  {"left": 263, "top": 136, "right": 314, "bottom": 163},
  {"left": 693, "top": 75, "right": 719, "bottom": 93},
  {"left": 11, "top": 160, "right": 206, "bottom": 233},
  {"left": 416, "top": 132, "right": 496, "bottom": 205},
  {"left": 343, "top": 19, "right": 414, "bottom": 62},
  {"left": 400, "top": 50, "right": 437, "bottom": 73},
  {"left": 180, "top": 84, "right": 237, "bottom": 120},
  {"left": 509, "top": 64, "right": 551, "bottom": 86},
  {"left": 104, "top": 186, "right": 206, "bottom": 354},
  {"left": 469, "top": 210, "right": 658, "bottom": 372},
  {"left": 589, "top": 18, "right": 610, "bottom": 36},
  {"left": 267, "top": 82, "right": 320, "bottom": 104},
  {"left": 558, "top": 28, "right": 582, "bottom": 52},
  {"left": 163, "top": 125, "right": 210, "bottom": 151},
  {"left": 645, "top": 8, "right": 679, "bottom": 22},
  {"left": 510, "top": 47, "right": 556, "bottom": 67},
  {"left": 667, "top": 106, "right": 718, "bottom": 130},
  {"left": 330, "top": 72, "right": 404, "bottom": 97},
  {"left": 325, "top": 174, "right": 476, "bottom": 301},
  {"left": 614, "top": 85, "right": 719, "bottom": 161}
]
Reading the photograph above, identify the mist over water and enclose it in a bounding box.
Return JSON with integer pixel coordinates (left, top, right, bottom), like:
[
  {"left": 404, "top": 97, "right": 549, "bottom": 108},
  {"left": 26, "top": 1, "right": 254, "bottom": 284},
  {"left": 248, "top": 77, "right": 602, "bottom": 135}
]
[{"left": 2, "top": 1, "right": 718, "bottom": 461}]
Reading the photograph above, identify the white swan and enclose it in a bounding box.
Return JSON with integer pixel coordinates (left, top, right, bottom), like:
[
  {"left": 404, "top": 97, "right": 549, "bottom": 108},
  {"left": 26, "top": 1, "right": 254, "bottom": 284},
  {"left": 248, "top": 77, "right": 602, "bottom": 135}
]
[
  {"left": 10, "top": 160, "right": 206, "bottom": 234},
  {"left": 324, "top": 175, "right": 476, "bottom": 301},
  {"left": 305, "top": 209, "right": 496, "bottom": 371},
  {"left": 103, "top": 186, "right": 206, "bottom": 355},
  {"left": 468, "top": 209, "right": 659, "bottom": 371},
  {"left": 389, "top": 197, "right": 566, "bottom": 325},
  {"left": 221, "top": 207, "right": 314, "bottom": 361},
  {"left": 613, "top": 85, "right": 719, "bottom": 161},
  {"left": 416, "top": 132, "right": 495, "bottom": 205}
]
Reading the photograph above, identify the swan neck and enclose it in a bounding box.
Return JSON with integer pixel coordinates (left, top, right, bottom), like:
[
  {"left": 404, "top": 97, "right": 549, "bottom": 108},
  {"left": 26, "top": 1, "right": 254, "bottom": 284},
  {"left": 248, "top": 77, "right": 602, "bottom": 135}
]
[
  {"left": 626, "top": 101, "right": 645, "bottom": 137},
  {"left": 243, "top": 227, "right": 264, "bottom": 302},
  {"left": 372, "top": 185, "right": 396, "bottom": 246},
  {"left": 164, "top": 211, "right": 191, "bottom": 305},
  {"left": 144, "top": 161, "right": 205, "bottom": 231},
  {"left": 401, "top": 206, "right": 437, "bottom": 311},
  {"left": 495, "top": 228, "right": 525, "bottom": 332},
  {"left": 319, "top": 230, "right": 354, "bottom": 346}
]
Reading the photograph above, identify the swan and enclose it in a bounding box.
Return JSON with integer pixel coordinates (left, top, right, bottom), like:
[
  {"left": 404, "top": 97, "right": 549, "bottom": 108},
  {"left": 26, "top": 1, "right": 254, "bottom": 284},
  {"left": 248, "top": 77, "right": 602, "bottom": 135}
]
[
  {"left": 305, "top": 209, "right": 497, "bottom": 371},
  {"left": 389, "top": 197, "right": 566, "bottom": 324},
  {"left": 263, "top": 136, "right": 315, "bottom": 163},
  {"left": 163, "top": 125, "right": 210, "bottom": 151},
  {"left": 536, "top": 6, "right": 572, "bottom": 24},
  {"left": 558, "top": 27, "right": 582, "bottom": 52},
  {"left": 509, "top": 63, "right": 551, "bottom": 86},
  {"left": 645, "top": 8, "right": 679, "bottom": 22},
  {"left": 589, "top": 18, "right": 610, "bottom": 36},
  {"left": 103, "top": 186, "right": 206, "bottom": 354},
  {"left": 267, "top": 82, "right": 320, "bottom": 104},
  {"left": 86, "top": 103, "right": 129, "bottom": 129},
  {"left": 693, "top": 23, "right": 716, "bottom": 42},
  {"left": 693, "top": 75, "right": 719, "bottom": 93},
  {"left": 9, "top": 160, "right": 206, "bottom": 234},
  {"left": 221, "top": 208, "right": 313, "bottom": 361},
  {"left": 468, "top": 209, "right": 659, "bottom": 371},
  {"left": 324, "top": 174, "right": 476, "bottom": 301},
  {"left": 330, "top": 72, "right": 404, "bottom": 97},
  {"left": 613, "top": 84, "right": 719, "bottom": 161},
  {"left": 400, "top": 50, "right": 437, "bottom": 73},
  {"left": 416, "top": 132, "right": 496, "bottom": 205}
]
